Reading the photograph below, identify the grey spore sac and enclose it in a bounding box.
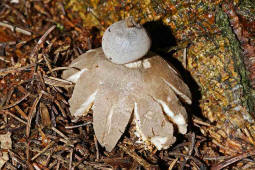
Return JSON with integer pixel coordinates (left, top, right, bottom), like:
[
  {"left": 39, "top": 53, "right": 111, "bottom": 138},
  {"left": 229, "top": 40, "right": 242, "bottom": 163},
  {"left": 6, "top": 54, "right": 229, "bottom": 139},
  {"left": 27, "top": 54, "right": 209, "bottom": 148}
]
[{"left": 102, "top": 17, "right": 151, "bottom": 64}]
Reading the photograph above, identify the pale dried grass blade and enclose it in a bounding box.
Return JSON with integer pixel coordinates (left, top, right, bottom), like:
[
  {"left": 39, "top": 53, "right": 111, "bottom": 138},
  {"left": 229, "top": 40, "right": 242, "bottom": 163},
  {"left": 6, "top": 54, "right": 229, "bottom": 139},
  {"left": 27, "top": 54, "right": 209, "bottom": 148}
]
[{"left": 44, "top": 76, "right": 74, "bottom": 88}]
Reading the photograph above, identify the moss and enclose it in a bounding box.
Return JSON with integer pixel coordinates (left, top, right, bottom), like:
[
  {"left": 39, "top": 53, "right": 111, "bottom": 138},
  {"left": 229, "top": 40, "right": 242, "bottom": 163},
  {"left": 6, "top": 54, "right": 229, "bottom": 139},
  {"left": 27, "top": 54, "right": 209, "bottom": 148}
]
[{"left": 215, "top": 5, "right": 254, "bottom": 121}]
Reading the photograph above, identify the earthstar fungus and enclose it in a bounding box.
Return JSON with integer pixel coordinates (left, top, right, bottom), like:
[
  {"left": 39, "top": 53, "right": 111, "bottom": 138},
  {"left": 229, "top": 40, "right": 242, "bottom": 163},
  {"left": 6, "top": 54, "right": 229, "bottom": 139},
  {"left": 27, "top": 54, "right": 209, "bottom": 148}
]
[{"left": 62, "top": 18, "right": 192, "bottom": 152}]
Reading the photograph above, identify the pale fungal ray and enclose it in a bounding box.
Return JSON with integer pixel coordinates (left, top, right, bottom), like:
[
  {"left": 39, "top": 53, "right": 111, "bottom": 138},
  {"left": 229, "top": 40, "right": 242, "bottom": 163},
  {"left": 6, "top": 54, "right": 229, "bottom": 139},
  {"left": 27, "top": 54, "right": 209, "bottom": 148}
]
[
  {"left": 162, "top": 78, "right": 192, "bottom": 104},
  {"left": 73, "top": 90, "right": 97, "bottom": 117},
  {"left": 156, "top": 99, "right": 187, "bottom": 134},
  {"left": 134, "top": 102, "right": 148, "bottom": 142},
  {"left": 134, "top": 96, "right": 176, "bottom": 150},
  {"left": 93, "top": 87, "right": 133, "bottom": 151},
  {"left": 151, "top": 136, "right": 169, "bottom": 150},
  {"left": 66, "top": 68, "right": 88, "bottom": 83}
]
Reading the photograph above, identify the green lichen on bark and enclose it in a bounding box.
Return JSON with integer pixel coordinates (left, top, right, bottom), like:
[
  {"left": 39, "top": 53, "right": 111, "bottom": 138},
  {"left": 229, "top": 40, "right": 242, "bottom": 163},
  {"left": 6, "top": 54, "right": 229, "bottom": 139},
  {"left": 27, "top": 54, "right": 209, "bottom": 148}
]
[{"left": 215, "top": 6, "right": 254, "bottom": 121}]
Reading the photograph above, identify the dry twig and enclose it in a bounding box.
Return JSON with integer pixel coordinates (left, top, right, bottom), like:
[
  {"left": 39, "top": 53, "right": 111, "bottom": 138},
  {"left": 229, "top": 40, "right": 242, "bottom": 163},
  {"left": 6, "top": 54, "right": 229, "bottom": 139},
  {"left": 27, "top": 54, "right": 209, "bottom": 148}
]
[
  {"left": 211, "top": 151, "right": 255, "bottom": 170},
  {"left": 0, "top": 21, "right": 31, "bottom": 35},
  {"left": 0, "top": 92, "right": 30, "bottom": 111},
  {"left": 30, "top": 25, "right": 56, "bottom": 59},
  {"left": 118, "top": 143, "right": 152, "bottom": 169},
  {"left": 65, "top": 122, "right": 92, "bottom": 129},
  {"left": 26, "top": 93, "right": 42, "bottom": 137},
  {"left": 1, "top": 110, "right": 27, "bottom": 124},
  {"left": 31, "top": 141, "right": 55, "bottom": 161}
]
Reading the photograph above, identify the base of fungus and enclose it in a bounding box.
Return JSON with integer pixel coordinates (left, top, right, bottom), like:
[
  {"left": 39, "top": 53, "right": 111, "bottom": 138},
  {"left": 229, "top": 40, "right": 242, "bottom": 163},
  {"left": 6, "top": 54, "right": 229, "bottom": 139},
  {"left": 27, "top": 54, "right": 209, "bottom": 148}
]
[
  {"left": 124, "top": 61, "right": 142, "bottom": 68},
  {"left": 124, "top": 59, "right": 152, "bottom": 69}
]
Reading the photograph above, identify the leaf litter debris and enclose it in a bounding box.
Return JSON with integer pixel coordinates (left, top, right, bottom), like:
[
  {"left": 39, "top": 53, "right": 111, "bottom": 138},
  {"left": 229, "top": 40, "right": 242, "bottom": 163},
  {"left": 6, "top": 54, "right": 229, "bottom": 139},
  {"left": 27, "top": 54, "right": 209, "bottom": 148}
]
[{"left": 0, "top": 0, "right": 255, "bottom": 169}]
